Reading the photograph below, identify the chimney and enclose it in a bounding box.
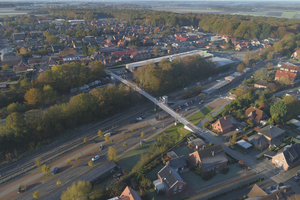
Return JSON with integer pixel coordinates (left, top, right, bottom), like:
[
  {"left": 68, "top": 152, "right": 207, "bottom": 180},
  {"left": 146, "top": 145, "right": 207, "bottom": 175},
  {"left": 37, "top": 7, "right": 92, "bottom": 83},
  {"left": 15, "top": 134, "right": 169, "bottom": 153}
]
[
  {"left": 212, "top": 151, "right": 215, "bottom": 156},
  {"left": 224, "top": 116, "right": 226, "bottom": 120}
]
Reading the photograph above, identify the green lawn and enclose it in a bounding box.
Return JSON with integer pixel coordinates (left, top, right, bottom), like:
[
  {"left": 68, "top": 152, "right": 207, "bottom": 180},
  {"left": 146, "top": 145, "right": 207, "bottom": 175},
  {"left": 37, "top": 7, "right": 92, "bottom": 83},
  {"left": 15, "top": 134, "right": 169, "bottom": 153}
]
[
  {"left": 187, "top": 106, "right": 213, "bottom": 124},
  {"left": 281, "top": 12, "right": 296, "bottom": 18},
  {"left": 118, "top": 124, "right": 191, "bottom": 172},
  {"left": 181, "top": 164, "right": 247, "bottom": 192}
]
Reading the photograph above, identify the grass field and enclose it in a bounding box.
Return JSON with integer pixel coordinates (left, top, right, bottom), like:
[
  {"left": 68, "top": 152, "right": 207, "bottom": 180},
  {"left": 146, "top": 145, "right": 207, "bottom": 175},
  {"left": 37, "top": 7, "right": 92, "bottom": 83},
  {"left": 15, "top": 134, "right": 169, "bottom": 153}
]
[
  {"left": 118, "top": 123, "right": 191, "bottom": 172},
  {"left": 187, "top": 106, "right": 213, "bottom": 125}
]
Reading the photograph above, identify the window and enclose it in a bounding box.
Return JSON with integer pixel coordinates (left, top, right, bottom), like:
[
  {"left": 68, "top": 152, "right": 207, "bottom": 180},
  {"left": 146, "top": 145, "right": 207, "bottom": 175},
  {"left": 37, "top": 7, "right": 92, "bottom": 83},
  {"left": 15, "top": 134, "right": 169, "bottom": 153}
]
[
  {"left": 173, "top": 186, "right": 177, "bottom": 194},
  {"left": 179, "top": 185, "right": 182, "bottom": 192},
  {"left": 282, "top": 158, "right": 285, "bottom": 161}
]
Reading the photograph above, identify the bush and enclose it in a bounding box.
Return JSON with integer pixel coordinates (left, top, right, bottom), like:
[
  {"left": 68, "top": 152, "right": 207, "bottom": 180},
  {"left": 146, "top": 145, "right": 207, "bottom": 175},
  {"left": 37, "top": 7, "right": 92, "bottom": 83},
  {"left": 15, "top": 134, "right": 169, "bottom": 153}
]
[{"left": 221, "top": 167, "right": 229, "bottom": 174}]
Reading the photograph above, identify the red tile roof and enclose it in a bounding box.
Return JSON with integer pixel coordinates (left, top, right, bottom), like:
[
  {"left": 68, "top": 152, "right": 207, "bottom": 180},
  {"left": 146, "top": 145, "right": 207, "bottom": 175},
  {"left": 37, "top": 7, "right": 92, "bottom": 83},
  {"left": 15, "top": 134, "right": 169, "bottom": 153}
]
[
  {"left": 175, "top": 36, "right": 187, "bottom": 41},
  {"left": 112, "top": 50, "right": 137, "bottom": 57},
  {"left": 275, "top": 70, "right": 297, "bottom": 79}
]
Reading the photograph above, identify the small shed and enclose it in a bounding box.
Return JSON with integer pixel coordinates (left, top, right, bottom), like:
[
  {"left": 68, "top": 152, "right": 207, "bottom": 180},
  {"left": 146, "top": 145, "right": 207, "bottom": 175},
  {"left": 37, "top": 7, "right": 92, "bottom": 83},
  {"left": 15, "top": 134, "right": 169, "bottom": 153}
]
[
  {"left": 153, "top": 179, "right": 164, "bottom": 192},
  {"left": 237, "top": 140, "right": 252, "bottom": 149},
  {"left": 167, "top": 151, "right": 178, "bottom": 159}
]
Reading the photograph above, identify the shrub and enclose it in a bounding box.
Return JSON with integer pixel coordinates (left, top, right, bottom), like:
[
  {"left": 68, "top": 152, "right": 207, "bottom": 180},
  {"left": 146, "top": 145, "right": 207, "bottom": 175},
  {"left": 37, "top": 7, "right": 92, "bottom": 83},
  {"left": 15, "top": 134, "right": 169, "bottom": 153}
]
[{"left": 221, "top": 167, "right": 229, "bottom": 174}]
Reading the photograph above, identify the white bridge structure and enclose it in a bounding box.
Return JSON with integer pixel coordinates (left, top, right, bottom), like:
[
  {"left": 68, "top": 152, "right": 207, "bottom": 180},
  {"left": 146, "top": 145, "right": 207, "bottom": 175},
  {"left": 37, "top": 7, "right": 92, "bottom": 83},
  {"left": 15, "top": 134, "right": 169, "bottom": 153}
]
[{"left": 107, "top": 70, "right": 204, "bottom": 134}]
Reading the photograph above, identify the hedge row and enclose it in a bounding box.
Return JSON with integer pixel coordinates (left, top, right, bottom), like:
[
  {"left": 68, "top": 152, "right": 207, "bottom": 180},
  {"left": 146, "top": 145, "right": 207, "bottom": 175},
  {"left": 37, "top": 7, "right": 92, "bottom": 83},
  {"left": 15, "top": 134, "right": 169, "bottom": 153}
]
[{"left": 207, "top": 177, "right": 265, "bottom": 200}]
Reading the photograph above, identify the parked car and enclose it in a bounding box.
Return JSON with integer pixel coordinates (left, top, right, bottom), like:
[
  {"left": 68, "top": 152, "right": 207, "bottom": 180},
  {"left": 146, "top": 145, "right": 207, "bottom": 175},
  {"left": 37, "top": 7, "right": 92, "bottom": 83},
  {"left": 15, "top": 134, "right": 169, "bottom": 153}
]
[
  {"left": 293, "top": 176, "right": 300, "bottom": 182},
  {"left": 18, "top": 185, "right": 27, "bottom": 193},
  {"left": 104, "top": 132, "right": 111, "bottom": 137},
  {"left": 185, "top": 103, "right": 189, "bottom": 107},
  {"left": 190, "top": 101, "right": 193, "bottom": 104},
  {"left": 100, "top": 144, "right": 104, "bottom": 150},
  {"left": 113, "top": 173, "right": 122, "bottom": 178},
  {"left": 178, "top": 106, "right": 182, "bottom": 110},
  {"left": 92, "top": 155, "right": 100, "bottom": 161},
  {"left": 52, "top": 167, "right": 58, "bottom": 175},
  {"left": 199, "top": 100, "right": 204, "bottom": 104},
  {"left": 185, "top": 107, "right": 190, "bottom": 111},
  {"left": 194, "top": 99, "right": 198, "bottom": 102},
  {"left": 136, "top": 117, "right": 142, "bottom": 121}
]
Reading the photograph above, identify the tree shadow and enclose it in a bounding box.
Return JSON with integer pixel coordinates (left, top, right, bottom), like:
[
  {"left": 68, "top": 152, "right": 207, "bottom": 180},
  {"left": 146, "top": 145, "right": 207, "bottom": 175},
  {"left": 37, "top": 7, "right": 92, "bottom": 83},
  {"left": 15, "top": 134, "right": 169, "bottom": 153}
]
[
  {"left": 26, "top": 182, "right": 42, "bottom": 191},
  {"left": 58, "top": 165, "right": 72, "bottom": 173}
]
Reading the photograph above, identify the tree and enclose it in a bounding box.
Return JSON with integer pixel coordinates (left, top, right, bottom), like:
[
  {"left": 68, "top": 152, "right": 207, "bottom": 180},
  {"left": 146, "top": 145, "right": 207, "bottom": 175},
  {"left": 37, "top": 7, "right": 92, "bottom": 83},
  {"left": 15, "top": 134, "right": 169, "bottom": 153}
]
[
  {"left": 7, "top": 102, "right": 23, "bottom": 113},
  {"left": 141, "top": 132, "right": 145, "bottom": 137},
  {"left": 254, "top": 68, "right": 268, "bottom": 81},
  {"left": 88, "top": 160, "right": 93, "bottom": 166},
  {"left": 270, "top": 101, "right": 287, "bottom": 119},
  {"left": 57, "top": 180, "right": 62, "bottom": 185},
  {"left": 41, "top": 164, "right": 50, "bottom": 173},
  {"left": 105, "top": 135, "right": 110, "bottom": 141},
  {"left": 24, "top": 88, "right": 43, "bottom": 106},
  {"left": 243, "top": 52, "right": 250, "bottom": 65},
  {"left": 60, "top": 180, "right": 92, "bottom": 200},
  {"left": 153, "top": 126, "right": 156, "bottom": 131},
  {"left": 140, "top": 178, "right": 152, "bottom": 188},
  {"left": 98, "top": 130, "right": 103, "bottom": 137},
  {"left": 230, "top": 132, "right": 237, "bottom": 145},
  {"left": 238, "top": 160, "right": 244, "bottom": 165},
  {"left": 195, "top": 165, "right": 202, "bottom": 174},
  {"left": 20, "top": 47, "right": 28, "bottom": 55},
  {"left": 123, "top": 142, "right": 127, "bottom": 147},
  {"left": 33, "top": 191, "right": 39, "bottom": 199},
  {"left": 2, "top": 64, "right": 10, "bottom": 71},
  {"left": 237, "top": 63, "right": 245, "bottom": 72},
  {"left": 75, "top": 157, "right": 79, "bottom": 161},
  {"left": 107, "top": 145, "right": 117, "bottom": 161},
  {"left": 266, "top": 62, "right": 273, "bottom": 70},
  {"left": 43, "top": 85, "right": 57, "bottom": 104},
  {"left": 83, "top": 137, "right": 87, "bottom": 143},
  {"left": 35, "top": 158, "right": 42, "bottom": 167},
  {"left": 66, "top": 158, "right": 71, "bottom": 165}
]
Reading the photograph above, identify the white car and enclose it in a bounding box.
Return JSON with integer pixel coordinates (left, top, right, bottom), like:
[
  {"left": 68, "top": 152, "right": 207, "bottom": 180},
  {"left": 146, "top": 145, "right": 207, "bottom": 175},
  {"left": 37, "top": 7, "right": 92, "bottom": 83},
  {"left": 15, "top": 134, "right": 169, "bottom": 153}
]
[
  {"left": 92, "top": 155, "right": 100, "bottom": 161},
  {"left": 136, "top": 117, "right": 142, "bottom": 121}
]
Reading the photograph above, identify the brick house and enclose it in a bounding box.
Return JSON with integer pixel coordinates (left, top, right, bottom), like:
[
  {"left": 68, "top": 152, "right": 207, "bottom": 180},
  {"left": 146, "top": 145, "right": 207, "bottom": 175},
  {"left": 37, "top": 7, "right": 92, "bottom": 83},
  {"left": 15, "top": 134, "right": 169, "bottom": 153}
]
[
  {"left": 130, "top": 50, "right": 151, "bottom": 61},
  {"left": 245, "top": 107, "right": 268, "bottom": 125},
  {"left": 212, "top": 116, "right": 233, "bottom": 134},
  {"left": 189, "top": 144, "right": 228, "bottom": 173},
  {"left": 166, "top": 155, "right": 187, "bottom": 172},
  {"left": 247, "top": 184, "right": 295, "bottom": 199},
  {"left": 272, "top": 144, "right": 300, "bottom": 171},
  {"left": 291, "top": 50, "right": 300, "bottom": 59},
  {"left": 157, "top": 165, "right": 187, "bottom": 198},
  {"left": 275, "top": 64, "right": 300, "bottom": 84},
  {"left": 119, "top": 186, "right": 142, "bottom": 200}
]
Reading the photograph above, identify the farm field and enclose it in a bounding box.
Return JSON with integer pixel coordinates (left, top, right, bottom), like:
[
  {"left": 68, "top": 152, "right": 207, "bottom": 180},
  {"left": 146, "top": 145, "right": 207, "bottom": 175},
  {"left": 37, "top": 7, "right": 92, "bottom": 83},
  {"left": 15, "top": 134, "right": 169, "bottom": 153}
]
[
  {"left": 0, "top": 7, "right": 31, "bottom": 16},
  {"left": 152, "top": 7, "right": 300, "bottom": 19}
]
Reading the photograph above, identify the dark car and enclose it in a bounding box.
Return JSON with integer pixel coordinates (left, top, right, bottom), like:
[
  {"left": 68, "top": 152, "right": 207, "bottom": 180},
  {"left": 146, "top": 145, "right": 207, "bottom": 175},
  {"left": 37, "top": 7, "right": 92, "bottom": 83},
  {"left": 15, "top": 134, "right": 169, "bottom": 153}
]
[
  {"left": 18, "top": 185, "right": 27, "bottom": 193},
  {"left": 293, "top": 176, "right": 300, "bottom": 182},
  {"left": 52, "top": 167, "right": 58, "bottom": 175}
]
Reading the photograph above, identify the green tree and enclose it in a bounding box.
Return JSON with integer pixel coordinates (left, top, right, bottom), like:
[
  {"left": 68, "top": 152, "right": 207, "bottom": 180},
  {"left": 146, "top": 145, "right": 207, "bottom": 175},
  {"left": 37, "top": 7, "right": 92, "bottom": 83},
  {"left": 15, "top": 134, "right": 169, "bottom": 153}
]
[
  {"left": 140, "top": 177, "right": 152, "bottom": 188},
  {"left": 254, "top": 68, "right": 268, "bottom": 81},
  {"left": 2, "top": 64, "right": 10, "bottom": 71},
  {"left": 105, "top": 135, "right": 110, "bottom": 141},
  {"left": 230, "top": 132, "right": 237, "bottom": 145},
  {"left": 24, "top": 88, "right": 43, "bottom": 106},
  {"left": 243, "top": 52, "right": 250, "bottom": 65},
  {"left": 5, "top": 112, "right": 28, "bottom": 140},
  {"left": 33, "top": 191, "right": 39, "bottom": 199},
  {"left": 60, "top": 180, "right": 92, "bottom": 200},
  {"left": 141, "top": 132, "right": 145, "bottom": 137},
  {"left": 107, "top": 145, "right": 117, "bottom": 161},
  {"left": 270, "top": 101, "right": 287, "bottom": 119},
  {"left": 43, "top": 85, "right": 57, "bottom": 104},
  {"left": 237, "top": 63, "right": 245, "bottom": 72},
  {"left": 7, "top": 102, "right": 23, "bottom": 113},
  {"left": 41, "top": 164, "right": 50, "bottom": 173}
]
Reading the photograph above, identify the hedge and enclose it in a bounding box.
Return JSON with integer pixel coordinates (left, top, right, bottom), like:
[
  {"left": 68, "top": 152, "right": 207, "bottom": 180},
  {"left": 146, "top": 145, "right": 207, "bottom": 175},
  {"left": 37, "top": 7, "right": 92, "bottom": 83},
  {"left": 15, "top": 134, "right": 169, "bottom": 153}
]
[{"left": 207, "top": 177, "right": 265, "bottom": 200}]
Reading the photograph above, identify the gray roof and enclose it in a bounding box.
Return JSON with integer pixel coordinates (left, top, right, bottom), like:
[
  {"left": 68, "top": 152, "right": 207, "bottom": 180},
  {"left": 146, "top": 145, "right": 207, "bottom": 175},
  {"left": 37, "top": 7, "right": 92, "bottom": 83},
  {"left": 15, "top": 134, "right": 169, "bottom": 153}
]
[
  {"left": 258, "top": 125, "right": 285, "bottom": 139},
  {"left": 191, "top": 138, "right": 206, "bottom": 147},
  {"left": 167, "top": 151, "right": 178, "bottom": 159},
  {"left": 282, "top": 145, "right": 300, "bottom": 167},
  {"left": 198, "top": 144, "right": 228, "bottom": 169},
  {"left": 167, "top": 155, "right": 187, "bottom": 169},
  {"left": 158, "top": 166, "right": 185, "bottom": 189},
  {"left": 248, "top": 133, "right": 269, "bottom": 148}
]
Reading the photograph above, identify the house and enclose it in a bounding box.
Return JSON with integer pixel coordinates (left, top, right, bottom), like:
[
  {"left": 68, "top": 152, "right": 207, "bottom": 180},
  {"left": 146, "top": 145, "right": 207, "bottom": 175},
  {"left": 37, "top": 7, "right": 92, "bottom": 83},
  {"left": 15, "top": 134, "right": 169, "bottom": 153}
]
[
  {"left": 258, "top": 125, "right": 285, "bottom": 146},
  {"left": 254, "top": 80, "right": 268, "bottom": 89},
  {"left": 272, "top": 144, "right": 300, "bottom": 171},
  {"left": 130, "top": 51, "right": 151, "bottom": 61},
  {"left": 47, "top": 57, "right": 58, "bottom": 68},
  {"left": 188, "top": 138, "right": 206, "bottom": 150},
  {"left": 245, "top": 107, "right": 268, "bottom": 125},
  {"left": 291, "top": 50, "right": 300, "bottom": 59},
  {"left": 14, "top": 60, "right": 30, "bottom": 74},
  {"left": 73, "top": 42, "right": 83, "bottom": 50},
  {"left": 13, "top": 32, "right": 25, "bottom": 40},
  {"left": 175, "top": 36, "right": 187, "bottom": 42},
  {"left": 166, "top": 155, "right": 187, "bottom": 172},
  {"left": 59, "top": 49, "right": 77, "bottom": 57},
  {"left": 90, "top": 51, "right": 103, "bottom": 60},
  {"left": 156, "top": 165, "right": 187, "bottom": 198},
  {"left": 108, "top": 186, "right": 142, "bottom": 200},
  {"left": 212, "top": 116, "right": 233, "bottom": 134},
  {"left": 189, "top": 144, "right": 228, "bottom": 173},
  {"left": 247, "top": 134, "right": 269, "bottom": 150},
  {"left": 275, "top": 70, "right": 297, "bottom": 84},
  {"left": 246, "top": 184, "right": 294, "bottom": 200}
]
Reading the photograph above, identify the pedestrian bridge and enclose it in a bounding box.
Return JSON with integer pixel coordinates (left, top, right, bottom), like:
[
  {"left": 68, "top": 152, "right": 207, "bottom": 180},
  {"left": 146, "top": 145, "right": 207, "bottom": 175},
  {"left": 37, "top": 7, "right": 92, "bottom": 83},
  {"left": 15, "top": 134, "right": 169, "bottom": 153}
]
[{"left": 107, "top": 70, "right": 204, "bottom": 134}]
